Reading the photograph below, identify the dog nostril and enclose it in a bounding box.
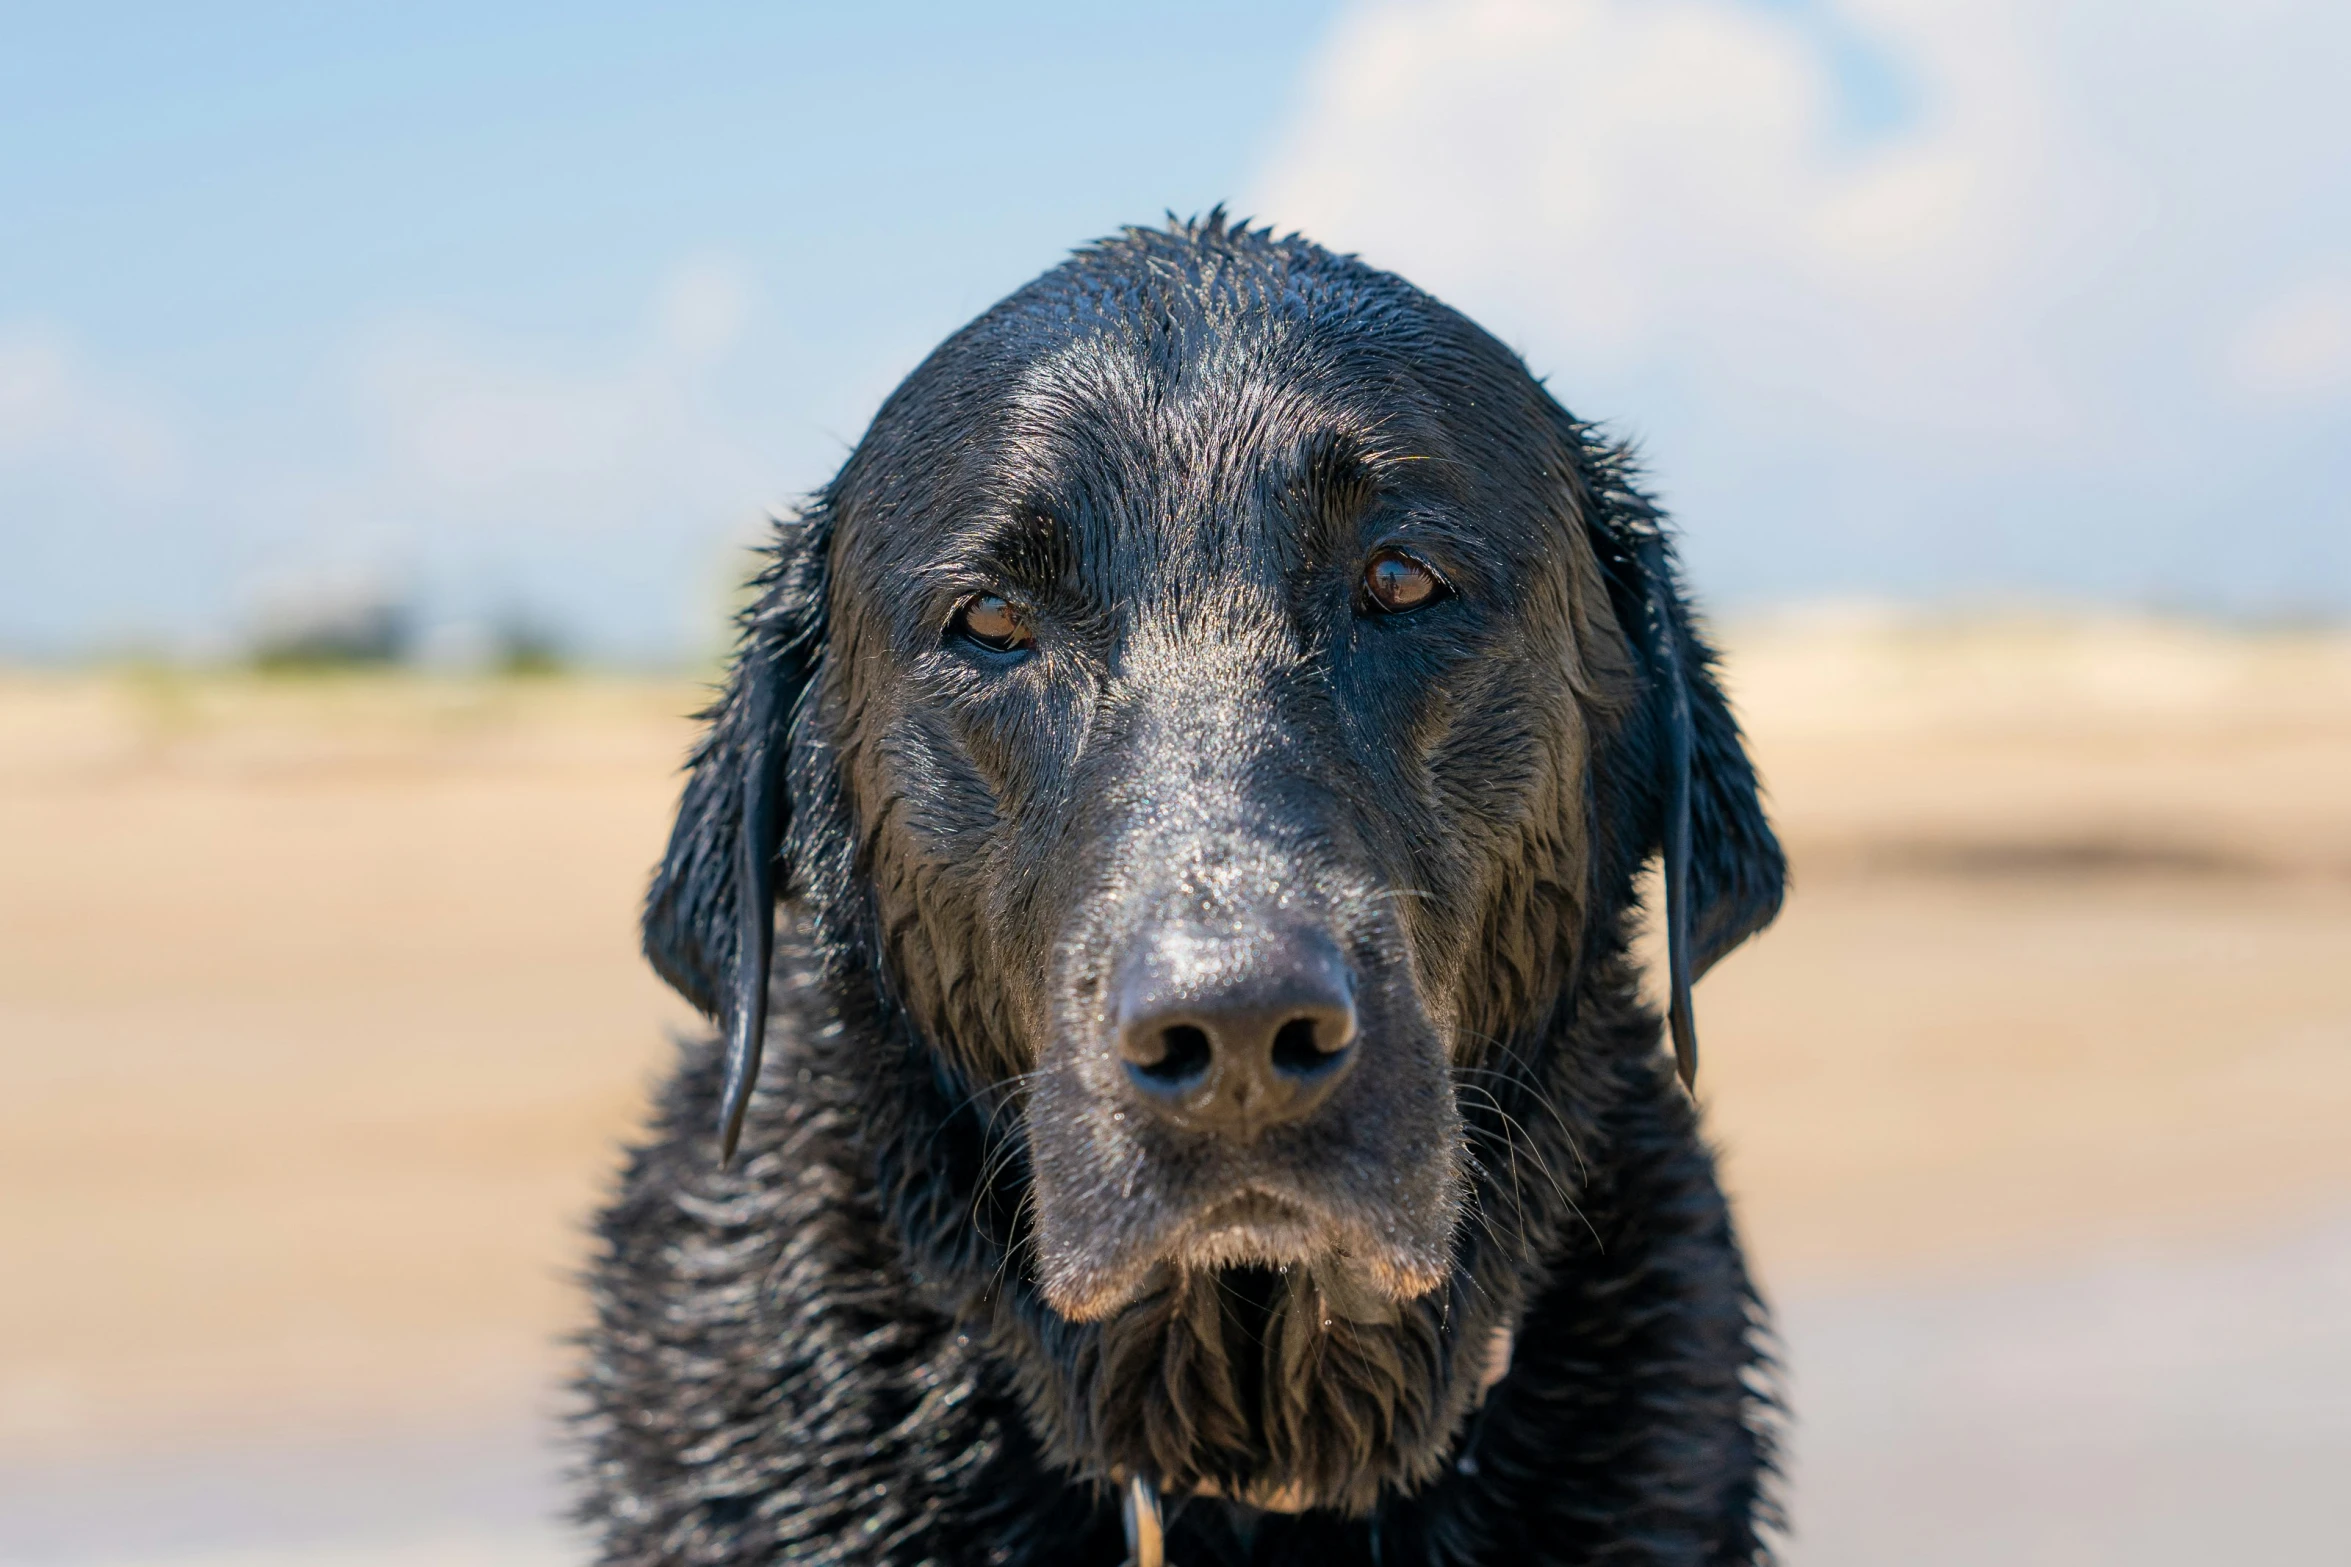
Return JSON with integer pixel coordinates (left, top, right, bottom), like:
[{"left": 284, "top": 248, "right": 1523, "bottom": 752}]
[
  {"left": 1271, "top": 1015, "right": 1344, "bottom": 1076},
  {"left": 1113, "top": 929, "right": 1359, "bottom": 1127},
  {"left": 1134, "top": 1023, "right": 1213, "bottom": 1084}
]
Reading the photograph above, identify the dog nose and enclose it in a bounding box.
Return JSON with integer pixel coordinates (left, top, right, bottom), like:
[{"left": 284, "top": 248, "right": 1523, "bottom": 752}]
[{"left": 1114, "top": 928, "right": 1359, "bottom": 1136}]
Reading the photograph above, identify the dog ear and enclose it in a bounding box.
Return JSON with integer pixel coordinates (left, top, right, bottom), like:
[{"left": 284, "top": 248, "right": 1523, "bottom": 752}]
[
  {"left": 643, "top": 509, "right": 832, "bottom": 1163},
  {"left": 1585, "top": 468, "right": 1785, "bottom": 1090}
]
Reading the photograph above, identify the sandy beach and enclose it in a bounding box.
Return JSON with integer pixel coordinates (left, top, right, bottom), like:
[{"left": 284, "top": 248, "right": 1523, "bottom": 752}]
[{"left": 3, "top": 616, "right": 2347, "bottom": 1563}]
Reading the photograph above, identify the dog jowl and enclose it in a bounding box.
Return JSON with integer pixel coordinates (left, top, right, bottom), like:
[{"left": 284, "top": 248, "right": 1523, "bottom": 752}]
[{"left": 604, "top": 213, "right": 1786, "bottom": 1562}]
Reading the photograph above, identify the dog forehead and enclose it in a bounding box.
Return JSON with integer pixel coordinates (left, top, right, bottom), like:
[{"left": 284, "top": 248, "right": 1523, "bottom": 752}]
[
  {"left": 834, "top": 230, "right": 1579, "bottom": 614},
  {"left": 849, "top": 339, "right": 1429, "bottom": 595},
  {"left": 1002, "top": 333, "right": 1401, "bottom": 501},
  {"left": 966, "top": 236, "right": 1459, "bottom": 488},
  {"left": 973, "top": 353, "right": 1436, "bottom": 634}
]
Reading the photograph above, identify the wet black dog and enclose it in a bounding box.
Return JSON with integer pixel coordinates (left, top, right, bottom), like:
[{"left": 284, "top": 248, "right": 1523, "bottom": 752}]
[{"left": 578, "top": 213, "right": 1786, "bottom": 1565}]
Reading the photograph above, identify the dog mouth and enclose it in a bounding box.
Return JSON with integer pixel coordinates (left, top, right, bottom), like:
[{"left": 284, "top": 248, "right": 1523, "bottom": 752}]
[
  {"left": 1038, "top": 1178, "right": 1451, "bottom": 1322},
  {"left": 1167, "top": 1189, "right": 1328, "bottom": 1273}
]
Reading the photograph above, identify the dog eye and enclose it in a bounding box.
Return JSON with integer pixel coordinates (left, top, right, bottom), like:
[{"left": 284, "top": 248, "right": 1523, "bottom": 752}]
[
  {"left": 1361, "top": 548, "right": 1449, "bottom": 614},
  {"left": 948, "top": 592, "right": 1035, "bottom": 654}
]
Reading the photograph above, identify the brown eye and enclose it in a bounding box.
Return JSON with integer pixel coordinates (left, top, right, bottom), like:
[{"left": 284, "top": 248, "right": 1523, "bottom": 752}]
[
  {"left": 1362, "top": 548, "right": 1447, "bottom": 614},
  {"left": 949, "top": 592, "right": 1034, "bottom": 653}
]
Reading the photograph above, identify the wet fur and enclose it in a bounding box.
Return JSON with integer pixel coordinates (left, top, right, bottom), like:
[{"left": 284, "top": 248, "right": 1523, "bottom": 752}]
[{"left": 582, "top": 215, "right": 1785, "bottom": 1564}]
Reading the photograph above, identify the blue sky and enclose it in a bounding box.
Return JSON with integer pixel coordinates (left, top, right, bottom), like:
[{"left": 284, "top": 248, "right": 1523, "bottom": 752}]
[
  {"left": 4, "top": 1, "right": 2346, "bottom": 660},
  {"left": 1, "top": 1, "right": 1341, "bottom": 658}
]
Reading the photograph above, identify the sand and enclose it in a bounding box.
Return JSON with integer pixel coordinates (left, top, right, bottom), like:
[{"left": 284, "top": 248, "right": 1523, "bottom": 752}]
[{"left": 1, "top": 617, "right": 2347, "bottom": 1557}]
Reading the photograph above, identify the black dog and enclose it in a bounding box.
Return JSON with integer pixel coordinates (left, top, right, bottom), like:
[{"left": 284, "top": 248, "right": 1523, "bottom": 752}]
[{"left": 579, "top": 213, "right": 1786, "bottom": 1565}]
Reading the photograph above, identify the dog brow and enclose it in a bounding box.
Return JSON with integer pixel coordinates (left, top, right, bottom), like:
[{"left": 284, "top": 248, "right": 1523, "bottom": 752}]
[
  {"left": 939, "top": 498, "right": 1074, "bottom": 594},
  {"left": 1283, "top": 425, "right": 1461, "bottom": 555}
]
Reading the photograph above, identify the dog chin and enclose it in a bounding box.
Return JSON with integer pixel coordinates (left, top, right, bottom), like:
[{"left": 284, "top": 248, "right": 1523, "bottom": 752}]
[
  {"left": 1168, "top": 1191, "right": 1326, "bottom": 1272},
  {"left": 1039, "top": 1191, "right": 1448, "bottom": 1322}
]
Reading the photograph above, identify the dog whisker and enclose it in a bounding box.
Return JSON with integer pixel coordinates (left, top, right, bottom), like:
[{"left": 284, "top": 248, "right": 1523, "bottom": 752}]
[{"left": 1453, "top": 1033, "right": 1595, "bottom": 1186}]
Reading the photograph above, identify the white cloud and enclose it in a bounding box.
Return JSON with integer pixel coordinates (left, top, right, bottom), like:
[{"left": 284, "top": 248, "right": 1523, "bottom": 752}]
[
  {"left": 0, "top": 259, "right": 785, "bottom": 659},
  {"left": 2227, "top": 276, "right": 2351, "bottom": 403},
  {"left": 349, "top": 255, "right": 771, "bottom": 517},
  {"left": 1251, "top": 0, "right": 2351, "bottom": 604},
  {"left": 653, "top": 255, "right": 759, "bottom": 365},
  {"left": 0, "top": 323, "right": 186, "bottom": 497}
]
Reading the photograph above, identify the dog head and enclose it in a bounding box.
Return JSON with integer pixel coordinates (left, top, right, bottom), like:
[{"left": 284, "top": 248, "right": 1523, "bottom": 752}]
[{"left": 641, "top": 214, "right": 1782, "bottom": 1506}]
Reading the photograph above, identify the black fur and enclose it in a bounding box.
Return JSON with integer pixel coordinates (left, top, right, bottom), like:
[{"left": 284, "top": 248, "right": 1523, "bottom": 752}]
[{"left": 580, "top": 213, "right": 1786, "bottom": 1564}]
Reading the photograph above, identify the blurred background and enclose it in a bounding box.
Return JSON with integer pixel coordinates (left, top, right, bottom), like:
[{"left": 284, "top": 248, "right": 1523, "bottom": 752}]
[{"left": 2, "top": 3, "right": 2346, "bottom": 1563}]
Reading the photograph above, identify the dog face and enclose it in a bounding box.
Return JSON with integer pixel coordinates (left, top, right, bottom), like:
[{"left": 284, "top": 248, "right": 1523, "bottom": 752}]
[
  {"left": 641, "top": 218, "right": 1784, "bottom": 1507},
  {"left": 825, "top": 314, "right": 1639, "bottom": 1325}
]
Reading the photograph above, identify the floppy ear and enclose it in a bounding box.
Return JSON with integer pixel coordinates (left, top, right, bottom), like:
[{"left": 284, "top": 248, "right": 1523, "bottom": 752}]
[
  {"left": 1585, "top": 472, "right": 1786, "bottom": 1089},
  {"left": 643, "top": 509, "right": 832, "bottom": 1163}
]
